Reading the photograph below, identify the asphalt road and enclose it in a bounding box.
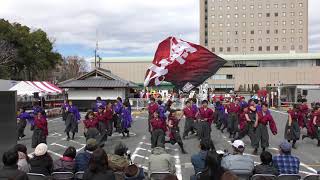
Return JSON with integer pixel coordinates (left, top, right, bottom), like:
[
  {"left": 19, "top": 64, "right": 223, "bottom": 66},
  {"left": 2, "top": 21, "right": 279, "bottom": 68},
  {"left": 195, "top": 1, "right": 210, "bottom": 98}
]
[{"left": 19, "top": 110, "right": 320, "bottom": 179}]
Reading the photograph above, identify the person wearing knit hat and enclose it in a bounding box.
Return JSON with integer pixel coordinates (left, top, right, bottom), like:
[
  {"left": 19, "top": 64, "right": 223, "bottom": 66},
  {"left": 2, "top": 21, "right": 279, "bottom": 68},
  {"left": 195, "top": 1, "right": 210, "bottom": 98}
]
[
  {"left": 124, "top": 164, "right": 145, "bottom": 180},
  {"left": 75, "top": 138, "right": 98, "bottom": 172},
  {"left": 29, "top": 143, "right": 53, "bottom": 175}
]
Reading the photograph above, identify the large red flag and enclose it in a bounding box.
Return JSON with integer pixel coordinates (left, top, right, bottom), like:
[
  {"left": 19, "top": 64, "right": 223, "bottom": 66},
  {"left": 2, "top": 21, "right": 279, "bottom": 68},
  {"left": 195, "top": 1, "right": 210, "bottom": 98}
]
[{"left": 144, "top": 37, "right": 227, "bottom": 92}]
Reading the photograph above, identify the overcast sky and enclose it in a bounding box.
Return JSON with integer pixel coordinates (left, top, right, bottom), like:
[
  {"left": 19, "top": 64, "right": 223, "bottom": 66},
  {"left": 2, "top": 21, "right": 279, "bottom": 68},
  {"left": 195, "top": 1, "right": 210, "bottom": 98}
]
[{"left": 0, "top": 0, "right": 319, "bottom": 58}]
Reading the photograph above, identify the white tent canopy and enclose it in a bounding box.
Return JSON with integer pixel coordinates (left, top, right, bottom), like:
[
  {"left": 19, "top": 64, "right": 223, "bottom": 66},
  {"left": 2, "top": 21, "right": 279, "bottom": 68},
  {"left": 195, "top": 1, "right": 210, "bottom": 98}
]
[{"left": 9, "top": 81, "right": 62, "bottom": 96}]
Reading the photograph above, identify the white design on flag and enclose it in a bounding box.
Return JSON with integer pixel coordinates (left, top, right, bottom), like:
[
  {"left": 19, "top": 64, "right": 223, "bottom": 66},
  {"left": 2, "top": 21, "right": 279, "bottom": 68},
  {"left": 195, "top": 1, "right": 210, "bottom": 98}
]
[
  {"left": 182, "top": 82, "right": 195, "bottom": 92},
  {"left": 144, "top": 37, "right": 197, "bottom": 86}
]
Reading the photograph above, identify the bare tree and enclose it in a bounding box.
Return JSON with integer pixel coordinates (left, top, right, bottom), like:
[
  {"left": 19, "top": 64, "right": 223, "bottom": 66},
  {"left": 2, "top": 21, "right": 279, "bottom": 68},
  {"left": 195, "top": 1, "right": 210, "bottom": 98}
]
[
  {"left": 57, "top": 56, "right": 88, "bottom": 81},
  {"left": 0, "top": 40, "right": 17, "bottom": 66}
]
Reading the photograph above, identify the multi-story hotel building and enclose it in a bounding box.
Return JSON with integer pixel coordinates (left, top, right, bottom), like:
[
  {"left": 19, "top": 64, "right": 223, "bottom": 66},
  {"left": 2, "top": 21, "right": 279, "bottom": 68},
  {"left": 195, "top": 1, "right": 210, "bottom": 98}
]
[{"left": 199, "top": 0, "right": 308, "bottom": 54}]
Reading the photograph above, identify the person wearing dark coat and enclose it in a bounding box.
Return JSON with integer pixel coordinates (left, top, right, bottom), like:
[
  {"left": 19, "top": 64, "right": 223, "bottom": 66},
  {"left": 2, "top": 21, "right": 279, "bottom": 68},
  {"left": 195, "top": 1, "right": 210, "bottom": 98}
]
[
  {"left": 83, "top": 148, "right": 116, "bottom": 180},
  {"left": 29, "top": 143, "right": 53, "bottom": 176},
  {"left": 65, "top": 101, "right": 80, "bottom": 141},
  {"left": 234, "top": 104, "right": 255, "bottom": 147},
  {"left": 285, "top": 104, "right": 301, "bottom": 149},
  {"left": 31, "top": 111, "right": 48, "bottom": 148},
  {"left": 253, "top": 151, "right": 279, "bottom": 176},
  {"left": 124, "top": 164, "right": 145, "bottom": 180},
  {"left": 53, "top": 146, "right": 76, "bottom": 172},
  {"left": 75, "top": 138, "right": 98, "bottom": 172},
  {"left": 0, "top": 148, "right": 28, "bottom": 180},
  {"left": 150, "top": 111, "right": 167, "bottom": 148}
]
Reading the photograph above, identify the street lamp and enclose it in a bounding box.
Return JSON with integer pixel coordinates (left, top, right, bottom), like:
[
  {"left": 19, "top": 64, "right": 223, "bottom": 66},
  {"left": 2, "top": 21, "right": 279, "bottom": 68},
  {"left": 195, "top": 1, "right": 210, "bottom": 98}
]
[{"left": 277, "top": 81, "right": 281, "bottom": 107}]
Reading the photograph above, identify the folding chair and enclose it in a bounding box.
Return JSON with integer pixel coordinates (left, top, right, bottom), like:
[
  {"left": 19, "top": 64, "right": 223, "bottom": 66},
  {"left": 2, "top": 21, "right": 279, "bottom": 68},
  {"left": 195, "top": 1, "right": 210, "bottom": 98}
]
[
  {"left": 232, "top": 170, "right": 252, "bottom": 180},
  {"left": 74, "top": 171, "right": 85, "bottom": 180},
  {"left": 303, "top": 174, "right": 320, "bottom": 180},
  {"left": 51, "top": 172, "right": 74, "bottom": 180},
  {"left": 115, "top": 172, "right": 125, "bottom": 180},
  {"left": 278, "top": 174, "right": 301, "bottom": 180},
  {"left": 195, "top": 172, "right": 203, "bottom": 180},
  {"left": 149, "top": 172, "right": 171, "bottom": 180},
  {"left": 27, "top": 173, "right": 47, "bottom": 180},
  {"left": 251, "top": 174, "right": 277, "bottom": 180}
]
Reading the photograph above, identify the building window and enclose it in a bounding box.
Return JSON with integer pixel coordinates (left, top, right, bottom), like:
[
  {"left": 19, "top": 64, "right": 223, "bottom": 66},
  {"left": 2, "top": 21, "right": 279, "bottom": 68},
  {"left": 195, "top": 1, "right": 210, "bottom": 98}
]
[
  {"left": 266, "top": 30, "right": 270, "bottom": 34},
  {"left": 250, "top": 30, "right": 254, "bottom": 34},
  {"left": 282, "top": 12, "right": 286, "bottom": 17},
  {"left": 258, "top": 30, "right": 262, "bottom": 34},
  {"left": 219, "top": 31, "right": 223, "bottom": 35},
  {"left": 258, "top": 4, "right": 262, "bottom": 9},
  {"left": 212, "top": 32, "right": 215, "bottom": 36},
  {"left": 282, "top": 29, "right": 286, "bottom": 34},
  {"left": 299, "top": 37, "right": 302, "bottom": 42},
  {"left": 283, "top": 46, "right": 286, "bottom": 50},
  {"left": 282, "top": 21, "right": 286, "bottom": 25},
  {"left": 219, "top": 6, "right": 222, "bottom": 10},
  {"left": 282, "top": 3, "right": 286, "bottom": 8},
  {"left": 250, "top": 22, "right": 254, "bottom": 26},
  {"left": 258, "top": 46, "right": 262, "bottom": 51},
  {"left": 258, "top": 38, "right": 262, "bottom": 43},
  {"left": 274, "top": 4, "right": 278, "bottom": 8},
  {"left": 227, "top": 39, "right": 230, "bottom": 43},
  {"left": 211, "top": 23, "right": 215, "bottom": 27},
  {"left": 227, "top": 23, "right": 230, "bottom": 27},
  {"left": 235, "top": 31, "right": 238, "bottom": 35},
  {"left": 235, "top": 14, "right": 239, "bottom": 18},
  {"left": 274, "top": 29, "right": 278, "bottom": 34},
  {"left": 219, "top": 14, "right": 223, "bottom": 18},
  {"left": 242, "top": 6, "right": 246, "bottom": 10},
  {"left": 250, "top": 5, "right": 254, "bottom": 9},
  {"left": 235, "top": 6, "right": 238, "bottom": 10},
  {"left": 291, "top": 20, "right": 294, "bottom": 25},
  {"left": 235, "top": 22, "right": 239, "bottom": 27},
  {"left": 219, "top": 39, "right": 223, "bottom": 44},
  {"left": 242, "top": 14, "right": 246, "bottom": 18},
  {"left": 227, "top": 6, "right": 230, "bottom": 10},
  {"left": 212, "top": 47, "right": 215, "bottom": 52},
  {"left": 242, "top": 39, "right": 246, "bottom": 43},
  {"left": 226, "top": 74, "right": 233, "bottom": 79},
  {"left": 299, "top": 20, "right": 303, "bottom": 25},
  {"left": 242, "top": 31, "right": 246, "bottom": 35},
  {"left": 274, "top": 38, "right": 278, "bottom": 42},
  {"left": 290, "top": 37, "right": 294, "bottom": 42},
  {"left": 212, "top": 15, "right": 215, "bottom": 19},
  {"left": 242, "top": 22, "right": 246, "bottom": 26},
  {"left": 291, "top": 29, "right": 294, "bottom": 33},
  {"left": 258, "top": 13, "right": 262, "bottom": 18},
  {"left": 235, "top": 39, "right": 239, "bottom": 43},
  {"left": 258, "top": 22, "right": 262, "bottom": 26},
  {"left": 227, "top": 31, "right": 230, "bottom": 36},
  {"left": 266, "top": 4, "right": 270, "bottom": 9},
  {"left": 250, "top": 13, "right": 254, "bottom": 18},
  {"left": 267, "top": 46, "right": 270, "bottom": 51},
  {"left": 291, "top": 45, "right": 295, "bottom": 50},
  {"left": 250, "top": 47, "right": 254, "bottom": 51},
  {"left": 227, "top": 47, "right": 231, "bottom": 52},
  {"left": 219, "top": 47, "right": 223, "bottom": 52},
  {"left": 282, "top": 38, "right": 286, "bottom": 42},
  {"left": 250, "top": 39, "right": 254, "bottom": 43},
  {"left": 275, "top": 12, "right": 278, "bottom": 17},
  {"left": 274, "top": 46, "right": 279, "bottom": 51},
  {"left": 291, "top": 3, "right": 294, "bottom": 8},
  {"left": 219, "top": 23, "right": 223, "bottom": 27},
  {"left": 235, "top": 47, "right": 239, "bottom": 52},
  {"left": 266, "top": 21, "right": 270, "bottom": 26},
  {"left": 298, "top": 29, "right": 303, "bottom": 34},
  {"left": 299, "top": 3, "right": 303, "bottom": 7},
  {"left": 266, "top": 13, "right": 270, "bottom": 17},
  {"left": 211, "top": 6, "right": 215, "bottom": 10},
  {"left": 212, "top": 40, "right": 215, "bottom": 44},
  {"left": 266, "top": 38, "right": 270, "bottom": 42},
  {"left": 299, "top": 12, "right": 303, "bottom": 16}
]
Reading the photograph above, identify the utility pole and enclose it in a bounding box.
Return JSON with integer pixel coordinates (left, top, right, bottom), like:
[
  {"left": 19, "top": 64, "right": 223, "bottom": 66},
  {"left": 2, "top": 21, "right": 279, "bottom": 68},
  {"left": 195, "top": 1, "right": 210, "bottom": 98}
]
[{"left": 94, "top": 29, "right": 98, "bottom": 68}]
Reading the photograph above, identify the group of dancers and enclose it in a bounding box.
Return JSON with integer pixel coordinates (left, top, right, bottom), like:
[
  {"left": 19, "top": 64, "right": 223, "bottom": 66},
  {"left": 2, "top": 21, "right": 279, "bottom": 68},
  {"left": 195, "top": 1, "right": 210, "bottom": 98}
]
[
  {"left": 147, "top": 96, "right": 320, "bottom": 156},
  {"left": 16, "top": 96, "right": 133, "bottom": 148}
]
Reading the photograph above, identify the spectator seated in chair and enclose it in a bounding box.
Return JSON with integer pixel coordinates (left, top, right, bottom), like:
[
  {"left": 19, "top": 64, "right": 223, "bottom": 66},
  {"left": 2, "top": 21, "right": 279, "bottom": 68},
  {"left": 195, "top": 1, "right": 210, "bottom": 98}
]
[
  {"left": 53, "top": 146, "right": 76, "bottom": 172},
  {"left": 29, "top": 143, "right": 53, "bottom": 176},
  {"left": 108, "top": 142, "right": 130, "bottom": 172},
  {"left": 0, "top": 148, "right": 28, "bottom": 180},
  {"left": 253, "top": 151, "right": 279, "bottom": 176},
  {"left": 148, "top": 146, "right": 176, "bottom": 176},
  {"left": 124, "top": 164, "right": 145, "bottom": 180},
  {"left": 75, "top": 138, "right": 98, "bottom": 172}
]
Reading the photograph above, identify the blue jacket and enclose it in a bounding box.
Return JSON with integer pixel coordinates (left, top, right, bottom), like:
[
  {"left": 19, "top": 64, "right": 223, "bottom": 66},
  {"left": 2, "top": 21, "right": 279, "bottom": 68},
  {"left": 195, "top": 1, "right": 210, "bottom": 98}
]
[
  {"left": 191, "top": 150, "right": 207, "bottom": 175},
  {"left": 75, "top": 151, "right": 92, "bottom": 172}
]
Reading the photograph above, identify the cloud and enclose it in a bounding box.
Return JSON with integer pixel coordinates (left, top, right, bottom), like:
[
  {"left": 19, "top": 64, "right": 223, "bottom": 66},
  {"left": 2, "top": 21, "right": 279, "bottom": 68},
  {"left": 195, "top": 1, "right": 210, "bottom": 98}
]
[
  {"left": 0, "top": 0, "right": 319, "bottom": 57},
  {"left": 0, "top": 0, "right": 199, "bottom": 57}
]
